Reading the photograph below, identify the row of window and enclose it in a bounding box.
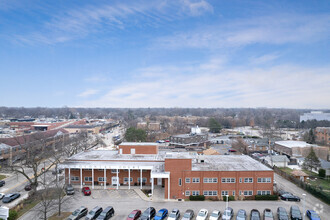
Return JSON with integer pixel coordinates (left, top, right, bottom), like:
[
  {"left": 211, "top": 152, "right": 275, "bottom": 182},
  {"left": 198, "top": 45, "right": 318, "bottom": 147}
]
[
  {"left": 181, "top": 177, "right": 271, "bottom": 184},
  {"left": 72, "top": 177, "right": 148, "bottom": 182},
  {"left": 72, "top": 169, "right": 147, "bottom": 173},
  {"left": 185, "top": 190, "right": 261, "bottom": 196}
]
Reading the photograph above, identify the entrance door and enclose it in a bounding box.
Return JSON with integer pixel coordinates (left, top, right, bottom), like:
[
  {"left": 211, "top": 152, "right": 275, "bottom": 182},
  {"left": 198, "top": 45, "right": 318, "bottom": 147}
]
[
  {"left": 112, "top": 177, "right": 119, "bottom": 186},
  {"left": 157, "top": 178, "right": 162, "bottom": 186}
]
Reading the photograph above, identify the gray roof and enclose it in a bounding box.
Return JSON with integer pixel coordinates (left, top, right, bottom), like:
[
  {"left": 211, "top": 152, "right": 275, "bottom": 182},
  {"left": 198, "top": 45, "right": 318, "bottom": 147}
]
[
  {"left": 271, "top": 155, "right": 290, "bottom": 162},
  {"left": 320, "top": 159, "right": 330, "bottom": 169}
]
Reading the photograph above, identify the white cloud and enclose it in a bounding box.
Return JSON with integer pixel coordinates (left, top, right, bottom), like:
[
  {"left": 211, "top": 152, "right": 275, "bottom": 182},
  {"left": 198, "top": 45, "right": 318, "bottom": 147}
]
[
  {"left": 77, "top": 89, "right": 99, "bottom": 98},
  {"left": 181, "top": 0, "right": 213, "bottom": 16},
  {"left": 250, "top": 53, "right": 280, "bottom": 64},
  {"left": 156, "top": 14, "right": 330, "bottom": 49},
  {"left": 79, "top": 58, "right": 330, "bottom": 108}
]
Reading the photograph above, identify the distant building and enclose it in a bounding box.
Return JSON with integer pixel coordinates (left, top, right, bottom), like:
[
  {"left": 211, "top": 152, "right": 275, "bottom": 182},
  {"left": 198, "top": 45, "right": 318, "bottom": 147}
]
[
  {"left": 300, "top": 111, "right": 330, "bottom": 122},
  {"left": 274, "top": 141, "right": 329, "bottom": 161},
  {"left": 169, "top": 126, "right": 208, "bottom": 147},
  {"left": 315, "top": 127, "right": 330, "bottom": 146},
  {"left": 268, "top": 155, "right": 290, "bottom": 168}
]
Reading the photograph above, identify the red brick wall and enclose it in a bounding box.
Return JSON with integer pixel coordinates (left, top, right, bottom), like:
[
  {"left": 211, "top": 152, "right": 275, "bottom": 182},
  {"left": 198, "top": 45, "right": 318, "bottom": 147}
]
[{"left": 119, "top": 145, "right": 158, "bottom": 154}]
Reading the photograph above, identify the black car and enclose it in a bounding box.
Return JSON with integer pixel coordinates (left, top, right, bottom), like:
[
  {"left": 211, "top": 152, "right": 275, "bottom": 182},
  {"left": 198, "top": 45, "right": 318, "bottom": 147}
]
[
  {"left": 140, "top": 207, "right": 156, "bottom": 220},
  {"left": 67, "top": 206, "right": 88, "bottom": 220},
  {"left": 0, "top": 180, "right": 5, "bottom": 187},
  {"left": 66, "top": 184, "right": 75, "bottom": 195},
  {"left": 290, "top": 206, "right": 302, "bottom": 220},
  {"left": 85, "top": 206, "right": 103, "bottom": 220},
  {"left": 280, "top": 194, "right": 300, "bottom": 201},
  {"left": 250, "top": 209, "right": 261, "bottom": 220},
  {"left": 2, "top": 193, "right": 20, "bottom": 203},
  {"left": 96, "top": 206, "right": 115, "bottom": 220},
  {"left": 182, "top": 209, "right": 194, "bottom": 220},
  {"left": 278, "top": 190, "right": 292, "bottom": 196},
  {"left": 277, "top": 207, "right": 289, "bottom": 220}
]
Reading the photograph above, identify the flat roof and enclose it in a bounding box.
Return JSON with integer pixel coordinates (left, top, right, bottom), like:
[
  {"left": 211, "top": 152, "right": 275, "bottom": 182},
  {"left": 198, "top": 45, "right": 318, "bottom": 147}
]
[
  {"left": 275, "top": 141, "right": 311, "bottom": 148},
  {"left": 120, "top": 142, "right": 158, "bottom": 146}
]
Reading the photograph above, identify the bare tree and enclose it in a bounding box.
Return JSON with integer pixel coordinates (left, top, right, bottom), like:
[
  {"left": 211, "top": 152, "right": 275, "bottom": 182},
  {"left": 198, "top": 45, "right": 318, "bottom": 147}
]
[
  {"left": 232, "top": 137, "right": 249, "bottom": 154},
  {"left": 34, "top": 186, "right": 57, "bottom": 220},
  {"left": 53, "top": 178, "right": 71, "bottom": 217},
  {"left": 61, "top": 132, "right": 89, "bottom": 157}
]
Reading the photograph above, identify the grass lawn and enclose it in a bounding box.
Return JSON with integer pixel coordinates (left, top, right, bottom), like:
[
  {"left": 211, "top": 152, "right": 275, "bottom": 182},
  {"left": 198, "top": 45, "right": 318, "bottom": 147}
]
[
  {"left": 0, "top": 174, "right": 7, "bottom": 180},
  {"left": 16, "top": 198, "right": 40, "bottom": 218},
  {"left": 303, "top": 169, "right": 330, "bottom": 194},
  {"left": 48, "top": 212, "right": 71, "bottom": 220},
  {"left": 279, "top": 167, "right": 293, "bottom": 174}
]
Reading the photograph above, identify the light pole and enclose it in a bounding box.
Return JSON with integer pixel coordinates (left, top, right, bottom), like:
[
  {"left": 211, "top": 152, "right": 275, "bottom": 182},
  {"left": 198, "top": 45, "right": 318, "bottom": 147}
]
[
  {"left": 226, "top": 194, "right": 229, "bottom": 210},
  {"left": 302, "top": 193, "right": 306, "bottom": 220}
]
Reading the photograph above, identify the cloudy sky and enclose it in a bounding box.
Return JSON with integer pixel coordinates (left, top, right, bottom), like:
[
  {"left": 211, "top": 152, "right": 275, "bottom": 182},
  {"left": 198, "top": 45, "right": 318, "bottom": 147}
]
[{"left": 0, "top": 0, "right": 329, "bottom": 108}]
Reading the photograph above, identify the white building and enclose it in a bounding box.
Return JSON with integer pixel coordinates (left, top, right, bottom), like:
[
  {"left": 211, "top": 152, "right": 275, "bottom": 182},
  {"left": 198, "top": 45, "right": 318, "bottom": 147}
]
[{"left": 300, "top": 111, "right": 330, "bottom": 122}]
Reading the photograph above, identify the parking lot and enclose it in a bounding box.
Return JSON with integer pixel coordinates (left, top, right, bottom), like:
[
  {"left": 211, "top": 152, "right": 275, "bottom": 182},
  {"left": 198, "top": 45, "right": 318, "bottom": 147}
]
[{"left": 53, "top": 188, "right": 327, "bottom": 220}]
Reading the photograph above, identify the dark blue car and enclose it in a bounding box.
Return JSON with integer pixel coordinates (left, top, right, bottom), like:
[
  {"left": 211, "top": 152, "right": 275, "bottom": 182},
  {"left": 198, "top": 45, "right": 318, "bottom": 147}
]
[
  {"left": 154, "top": 208, "right": 168, "bottom": 220},
  {"left": 306, "top": 210, "right": 320, "bottom": 220}
]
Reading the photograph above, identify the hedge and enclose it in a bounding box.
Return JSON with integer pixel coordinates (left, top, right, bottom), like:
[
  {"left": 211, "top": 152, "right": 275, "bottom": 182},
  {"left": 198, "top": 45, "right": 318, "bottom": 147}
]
[
  {"left": 255, "top": 195, "right": 278, "bottom": 200},
  {"left": 189, "top": 195, "right": 205, "bottom": 201},
  {"left": 222, "top": 195, "right": 235, "bottom": 201},
  {"left": 8, "top": 210, "right": 18, "bottom": 220}
]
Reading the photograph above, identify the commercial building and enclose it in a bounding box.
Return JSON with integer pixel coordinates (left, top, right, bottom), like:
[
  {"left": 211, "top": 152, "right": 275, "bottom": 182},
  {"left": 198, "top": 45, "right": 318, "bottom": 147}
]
[
  {"left": 169, "top": 126, "right": 208, "bottom": 147},
  {"left": 300, "top": 111, "right": 330, "bottom": 122},
  {"left": 315, "top": 127, "right": 330, "bottom": 146},
  {"left": 60, "top": 142, "right": 274, "bottom": 200},
  {"left": 274, "top": 141, "right": 329, "bottom": 161}
]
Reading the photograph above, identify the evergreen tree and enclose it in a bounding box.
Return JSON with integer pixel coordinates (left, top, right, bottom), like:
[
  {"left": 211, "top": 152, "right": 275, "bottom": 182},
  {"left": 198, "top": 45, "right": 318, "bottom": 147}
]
[
  {"left": 208, "top": 118, "right": 222, "bottom": 133},
  {"left": 124, "top": 127, "right": 147, "bottom": 142},
  {"left": 303, "top": 147, "right": 320, "bottom": 171}
]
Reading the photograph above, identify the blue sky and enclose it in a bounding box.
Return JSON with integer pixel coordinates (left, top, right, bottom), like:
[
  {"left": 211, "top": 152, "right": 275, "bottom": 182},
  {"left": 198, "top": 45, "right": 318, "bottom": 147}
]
[{"left": 0, "top": 0, "right": 329, "bottom": 108}]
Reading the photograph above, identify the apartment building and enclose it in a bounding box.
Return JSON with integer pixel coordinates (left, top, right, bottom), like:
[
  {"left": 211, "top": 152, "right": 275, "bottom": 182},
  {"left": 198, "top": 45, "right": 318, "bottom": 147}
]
[
  {"left": 60, "top": 142, "right": 274, "bottom": 200},
  {"left": 315, "top": 127, "right": 330, "bottom": 146}
]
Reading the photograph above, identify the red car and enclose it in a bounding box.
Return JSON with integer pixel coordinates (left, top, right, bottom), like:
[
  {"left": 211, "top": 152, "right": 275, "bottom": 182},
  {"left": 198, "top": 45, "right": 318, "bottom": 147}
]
[
  {"left": 127, "top": 209, "right": 141, "bottom": 220},
  {"left": 228, "top": 149, "right": 237, "bottom": 152},
  {"left": 82, "top": 187, "right": 91, "bottom": 196}
]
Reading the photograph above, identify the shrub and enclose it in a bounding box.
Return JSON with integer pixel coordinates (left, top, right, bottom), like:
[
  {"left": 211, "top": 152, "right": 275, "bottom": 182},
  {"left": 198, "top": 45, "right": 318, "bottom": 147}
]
[
  {"left": 318, "top": 169, "right": 326, "bottom": 178},
  {"left": 222, "top": 195, "right": 235, "bottom": 201},
  {"left": 255, "top": 195, "right": 278, "bottom": 200},
  {"left": 8, "top": 210, "right": 18, "bottom": 220},
  {"left": 189, "top": 195, "right": 205, "bottom": 201}
]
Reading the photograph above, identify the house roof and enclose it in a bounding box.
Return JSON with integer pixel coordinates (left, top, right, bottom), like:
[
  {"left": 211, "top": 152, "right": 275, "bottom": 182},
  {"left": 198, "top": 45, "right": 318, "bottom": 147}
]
[
  {"left": 203, "top": 148, "right": 220, "bottom": 155},
  {"left": 320, "top": 159, "right": 330, "bottom": 169},
  {"left": 291, "top": 170, "right": 308, "bottom": 177},
  {"left": 271, "top": 155, "right": 289, "bottom": 162}
]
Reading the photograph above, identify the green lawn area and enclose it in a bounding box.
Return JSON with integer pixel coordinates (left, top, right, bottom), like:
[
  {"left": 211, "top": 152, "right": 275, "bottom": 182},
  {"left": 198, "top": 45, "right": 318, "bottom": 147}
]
[
  {"left": 49, "top": 212, "right": 71, "bottom": 220},
  {"left": 279, "top": 167, "right": 293, "bottom": 174},
  {"left": 16, "top": 198, "right": 40, "bottom": 218},
  {"left": 303, "top": 170, "right": 330, "bottom": 193},
  {"left": 0, "top": 174, "right": 7, "bottom": 180}
]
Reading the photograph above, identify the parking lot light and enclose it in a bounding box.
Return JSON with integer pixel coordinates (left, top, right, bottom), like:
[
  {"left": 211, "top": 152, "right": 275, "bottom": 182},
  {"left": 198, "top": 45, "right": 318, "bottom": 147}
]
[{"left": 302, "top": 193, "right": 306, "bottom": 220}]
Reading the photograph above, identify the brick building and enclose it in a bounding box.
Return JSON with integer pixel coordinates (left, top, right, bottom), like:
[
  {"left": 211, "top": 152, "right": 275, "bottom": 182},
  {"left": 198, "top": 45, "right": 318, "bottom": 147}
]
[
  {"left": 60, "top": 142, "right": 274, "bottom": 200},
  {"left": 315, "top": 127, "right": 330, "bottom": 146}
]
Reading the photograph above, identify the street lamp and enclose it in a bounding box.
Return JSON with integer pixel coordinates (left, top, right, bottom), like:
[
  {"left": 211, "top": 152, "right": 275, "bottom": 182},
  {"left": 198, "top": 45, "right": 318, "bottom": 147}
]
[
  {"left": 226, "top": 194, "right": 229, "bottom": 210},
  {"left": 302, "top": 193, "right": 306, "bottom": 220}
]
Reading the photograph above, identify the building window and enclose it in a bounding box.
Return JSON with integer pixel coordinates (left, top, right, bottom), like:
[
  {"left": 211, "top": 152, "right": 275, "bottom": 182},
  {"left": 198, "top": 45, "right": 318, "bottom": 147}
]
[
  {"left": 257, "top": 178, "right": 271, "bottom": 183},
  {"left": 98, "top": 177, "right": 107, "bottom": 182},
  {"left": 257, "top": 191, "right": 271, "bottom": 195},
  {"left": 111, "top": 169, "right": 119, "bottom": 173},
  {"left": 203, "top": 191, "right": 218, "bottom": 196},
  {"left": 138, "top": 178, "right": 147, "bottom": 183},
  {"left": 221, "top": 191, "right": 228, "bottom": 196},
  {"left": 124, "top": 177, "right": 133, "bottom": 182},
  {"left": 232, "top": 191, "right": 235, "bottom": 196},
  {"left": 192, "top": 191, "right": 200, "bottom": 196},
  {"left": 192, "top": 178, "right": 200, "bottom": 183},
  {"left": 243, "top": 191, "right": 253, "bottom": 196},
  {"left": 244, "top": 178, "right": 253, "bottom": 183},
  {"left": 185, "top": 178, "right": 191, "bottom": 183},
  {"left": 85, "top": 169, "right": 92, "bottom": 171},
  {"left": 71, "top": 176, "right": 79, "bottom": 181},
  {"left": 239, "top": 191, "right": 242, "bottom": 195},
  {"left": 179, "top": 178, "right": 182, "bottom": 186},
  {"left": 203, "top": 178, "right": 218, "bottom": 183},
  {"left": 221, "top": 178, "right": 236, "bottom": 183},
  {"left": 185, "top": 191, "right": 190, "bottom": 196},
  {"left": 97, "top": 169, "right": 104, "bottom": 171},
  {"left": 239, "top": 178, "right": 242, "bottom": 183},
  {"left": 84, "top": 177, "right": 92, "bottom": 182}
]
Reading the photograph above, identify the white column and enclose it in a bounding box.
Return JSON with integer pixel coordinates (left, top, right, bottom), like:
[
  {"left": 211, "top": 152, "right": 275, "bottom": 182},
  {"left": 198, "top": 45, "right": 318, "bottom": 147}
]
[
  {"left": 80, "top": 168, "right": 83, "bottom": 189},
  {"left": 151, "top": 178, "right": 154, "bottom": 196},
  {"left": 68, "top": 168, "right": 71, "bottom": 184},
  {"left": 140, "top": 169, "right": 143, "bottom": 189},
  {"left": 168, "top": 176, "right": 170, "bottom": 200},
  {"left": 116, "top": 169, "right": 119, "bottom": 190},
  {"left": 128, "top": 168, "right": 131, "bottom": 190},
  {"left": 104, "top": 169, "right": 106, "bottom": 189},
  {"left": 92, "top": 168, "right": 94, "bottom": 189}
]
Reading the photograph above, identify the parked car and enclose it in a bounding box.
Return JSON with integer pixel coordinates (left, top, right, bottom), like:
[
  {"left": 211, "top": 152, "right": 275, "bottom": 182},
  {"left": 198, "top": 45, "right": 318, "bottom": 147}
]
[
  {"left": 222, "top": 207, "right": 234, "bottom": 220},
  {"left": 277, "top": 207, "right": 289, "bottom": 220},
  {"left": 250, "top": 209, "right": 261, "bottom": 220},
  {"left": 0, "top": 193, "right": 5, "bottom": 200},
  {"left": 126, "top": 209, "right": 141, "bottom": 220},
  {"left": 67, "top": 206, "right": 88, "bottom": 220},
  {"left": 290, "top": 206, "right": 302, "bottom": 220},
  {"left": 82, "top": 187, "right": 91, "bottom": 196},
  {"left": 154, "top": 208, "right": 168, "bottom": 220},
  {"left": 66, "top": 184, "right": 75, "bottom": 195},
  {"left": 228, "top": 149, "right": 237, "bottom": 152},
  {"left": 85, "top": 206, "right": 103, "bottom": 220},
  {"left": 168, "top": 208, "right": 180, "bottom": 220},
  {"left": 306, "top": 210, "right": 321, "bottom": 220},
  {"left": 96, "top": 206, "right": 114, "bottom": 220},
  {"left": 2, "top": 193, "right": 20, "bottom": 203},
  {"left": 209, "top": 210, "right": 221, "bottom": 220},
  {"left": 24, "top": 184, "right": 32, "bottom": 191},
  {"left": 280, "top": 194, "right": 300, "bottom": 201},
  {"left": 278, "top": 190, "right": 292, "bottom": 196},
  {"left": 140, "top": 207, "right": 156, "bottom": 220},
  {"left": 263, "top": 208, "right": 274, "bottom": 220},
  {"left": 197, "top": 209, "right": 208, "bottom": 220},
  {"left": 182, "top": 209, "right": 195, "bottom": 220},
  {"left": 0, "top": 180, "right": 5, "bottom": 187},
  {"left": 236, "top": 209, "right": 246, "bottom": 220}
]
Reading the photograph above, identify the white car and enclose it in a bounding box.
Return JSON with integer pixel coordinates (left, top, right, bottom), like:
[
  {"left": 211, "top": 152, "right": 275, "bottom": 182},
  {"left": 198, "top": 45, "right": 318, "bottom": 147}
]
[
  {"left": 196, "top": 209, "right": 208, "bottom": 220},
  {"left": 0, "top": 193, "right": 4, "bottom": 200},
  {"left": 209, "top": 210, "right": 221, "bottom": 220},
  {"left": 168, "top": 209, "right": 180, "bottom": 220}
]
